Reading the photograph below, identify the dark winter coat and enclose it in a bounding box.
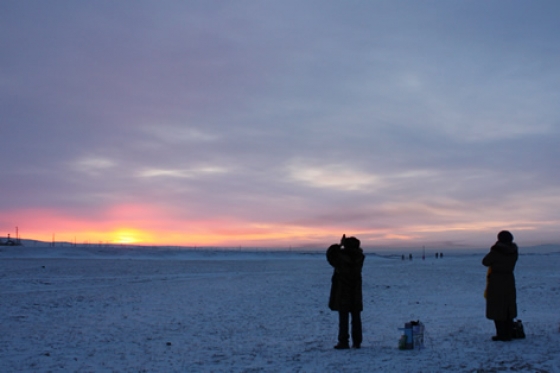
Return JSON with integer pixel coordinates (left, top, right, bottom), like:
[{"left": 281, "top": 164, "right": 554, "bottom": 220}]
[
  {"left": 327, "top": 244, "right": 365, "bottom": 312},
  {"left": 482, "top": 241, "right": 518, "bottom": 321}
]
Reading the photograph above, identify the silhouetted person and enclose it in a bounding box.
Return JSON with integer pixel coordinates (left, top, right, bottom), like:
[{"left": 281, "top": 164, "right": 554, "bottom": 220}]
[
  {"left": 327, "top": 235, "right": 365, "bottom": 349},
  {"left": 409, "top": 254, "right": 412, "bottom": 260},
  {"left": 435, "top": 252, "right": 439, "bottom": 259},
  {"left": 483, "top": 230, "right": 518, "bottom": 342}
]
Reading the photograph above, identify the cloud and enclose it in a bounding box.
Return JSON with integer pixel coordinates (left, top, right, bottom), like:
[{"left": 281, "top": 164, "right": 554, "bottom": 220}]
[
  {"left": 141, "top": 126, "right": 220, "bottom": 144},
  {"left": 70, "top": 156, "right": 117, "bottom": 175},
  {"left": 1, "top": 1, "right": 560, "bottom": 247},
  {"left": 137, "top": 166, "right": 228, "bottom": 179},
  {"left": 286, "top": 161, "right": 382, "bottom": 192}
]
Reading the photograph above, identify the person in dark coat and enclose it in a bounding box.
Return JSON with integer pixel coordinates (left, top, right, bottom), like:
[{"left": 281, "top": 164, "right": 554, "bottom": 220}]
[
  {"left": 327, "top": 235, "right": 365, "bottom": 349},
  {"left": 482, "top": 230, "right": 518, "bottom": 341}
]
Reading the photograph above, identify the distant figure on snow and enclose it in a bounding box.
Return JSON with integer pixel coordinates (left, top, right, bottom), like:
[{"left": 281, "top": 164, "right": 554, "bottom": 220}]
[
  {"left": 327, "top": 235, "right": 365, "bottom": 349},
  {"left": 482, "top": 230, "right": 518, "bottom": 342}
]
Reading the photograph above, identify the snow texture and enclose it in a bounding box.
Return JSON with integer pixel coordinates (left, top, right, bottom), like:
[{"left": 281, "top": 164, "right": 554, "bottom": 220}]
[{"left": 1, "top": 245, "right": 559, "bottom": 372}]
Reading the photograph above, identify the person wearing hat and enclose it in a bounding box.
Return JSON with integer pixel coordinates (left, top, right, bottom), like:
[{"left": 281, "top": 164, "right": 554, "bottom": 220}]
[
  {"left": 482, "top": 230, "right": 519, "bottom": 341},
  {"left": 327, "top": 235, "right": 365, "bottom": 349}
]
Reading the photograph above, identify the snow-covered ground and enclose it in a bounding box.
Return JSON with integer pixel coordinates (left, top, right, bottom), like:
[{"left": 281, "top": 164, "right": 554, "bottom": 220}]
[{"left": 1, "top": 245, "right": 559, "bottom": 372}]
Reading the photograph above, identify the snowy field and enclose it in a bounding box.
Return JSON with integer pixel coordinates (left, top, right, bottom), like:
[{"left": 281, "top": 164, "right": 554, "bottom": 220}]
[{"left": 1, "top": 245, "right": 559, "bottom": 372}]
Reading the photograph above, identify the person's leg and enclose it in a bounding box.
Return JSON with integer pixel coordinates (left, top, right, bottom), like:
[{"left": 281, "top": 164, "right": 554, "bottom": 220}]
[
  {"left": 335, "top": 311, "right": 350, "bottom": 349},
  {"left": 503, "top": 319, "right": 513, "bottom": 340},
  {"left": 493, "top": 320, "right": 500, "bottom": 338},
  {"left": 350, "top": 311, "right": 362, "bottom": 348},
  {"left": 493, "top": 320, "right": 512, "bottom": 341}
]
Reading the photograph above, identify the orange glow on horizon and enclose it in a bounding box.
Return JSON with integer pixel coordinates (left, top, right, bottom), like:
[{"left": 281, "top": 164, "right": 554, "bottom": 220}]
[
  {"left": 109, "top": 229, "right": 154, "bottom": 244},
  {"left": 3, "top": 205, "right": 558, "bottom": 248}
]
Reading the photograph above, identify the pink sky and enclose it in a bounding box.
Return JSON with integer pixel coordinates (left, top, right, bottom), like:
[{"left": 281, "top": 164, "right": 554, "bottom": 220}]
[{"left": 2, "top": 2, "right": 560, "bottom": 249}]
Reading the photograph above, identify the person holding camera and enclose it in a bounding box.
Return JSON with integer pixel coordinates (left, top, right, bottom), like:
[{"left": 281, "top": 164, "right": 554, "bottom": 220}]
[{"left": 327, "top": 235, "right": 365, "bottom": 349}]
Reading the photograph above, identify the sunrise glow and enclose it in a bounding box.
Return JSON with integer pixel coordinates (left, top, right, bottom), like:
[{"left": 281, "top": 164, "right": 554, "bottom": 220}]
[{"left": 2, "top": 2, "right": 560, "bottom": 249}]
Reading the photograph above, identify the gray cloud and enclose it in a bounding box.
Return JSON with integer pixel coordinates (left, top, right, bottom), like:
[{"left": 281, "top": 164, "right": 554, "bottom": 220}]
[{"left": 2, "top": 1, "right": 560, "bottom": 246}]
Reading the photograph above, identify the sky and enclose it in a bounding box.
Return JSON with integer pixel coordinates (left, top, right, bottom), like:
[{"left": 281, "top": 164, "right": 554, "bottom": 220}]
[{"left": 1, "top": 0, "right": 560, "bottom": 249}]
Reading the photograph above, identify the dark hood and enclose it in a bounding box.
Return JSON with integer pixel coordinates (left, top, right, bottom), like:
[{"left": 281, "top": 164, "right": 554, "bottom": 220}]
[{"left": 491, "top": 241, "right": 518, "bottom": 255}]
